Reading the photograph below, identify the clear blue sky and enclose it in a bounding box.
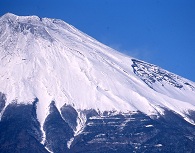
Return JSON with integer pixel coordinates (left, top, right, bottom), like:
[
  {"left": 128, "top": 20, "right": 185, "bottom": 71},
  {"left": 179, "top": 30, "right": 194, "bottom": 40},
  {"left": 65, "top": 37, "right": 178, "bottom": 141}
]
[{"left": 0, "top": 0, "right": 195, "bottom": 82}]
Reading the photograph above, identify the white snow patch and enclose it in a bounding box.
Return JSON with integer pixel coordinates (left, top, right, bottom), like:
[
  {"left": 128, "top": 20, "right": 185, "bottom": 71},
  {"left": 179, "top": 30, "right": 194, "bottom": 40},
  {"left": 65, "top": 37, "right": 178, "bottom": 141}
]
[
  {"left": 67, "top": 138, "right": 74, "bottom": 149},
  {"left": 145, "top": 125, "right": 154, "bottom": 128},
  {"left": 45, "top": 147, "right": 53, "bottom": 153},
  {"left": 155, "top": 144, "right": 163, "bottom": 147},
  {"left": 74, "top": 111, "right": 87, "bottom": 136}
]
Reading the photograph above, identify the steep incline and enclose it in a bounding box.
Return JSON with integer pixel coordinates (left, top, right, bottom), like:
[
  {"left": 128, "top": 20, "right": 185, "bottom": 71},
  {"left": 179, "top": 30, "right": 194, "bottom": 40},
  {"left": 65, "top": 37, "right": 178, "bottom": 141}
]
[
  {"left": 0, "top": 13, "right": 195, "bottom": 126},
  {"left": 1, "top": 13, "right": 195, "bottom": 153}
]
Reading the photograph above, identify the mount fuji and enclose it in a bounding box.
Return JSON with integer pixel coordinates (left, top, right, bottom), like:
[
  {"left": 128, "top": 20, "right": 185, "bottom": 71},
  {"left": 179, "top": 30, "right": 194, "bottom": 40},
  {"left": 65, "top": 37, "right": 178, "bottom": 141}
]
[{"left": 0, "top": 13, "right": 195, "bottom": 153}]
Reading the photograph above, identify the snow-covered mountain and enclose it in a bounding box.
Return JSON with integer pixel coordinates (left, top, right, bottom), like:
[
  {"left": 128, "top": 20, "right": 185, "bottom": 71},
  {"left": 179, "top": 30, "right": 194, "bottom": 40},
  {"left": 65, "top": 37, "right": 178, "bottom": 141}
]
[{"left": 0, "top": 13, "right": 195, "bottom": 153}]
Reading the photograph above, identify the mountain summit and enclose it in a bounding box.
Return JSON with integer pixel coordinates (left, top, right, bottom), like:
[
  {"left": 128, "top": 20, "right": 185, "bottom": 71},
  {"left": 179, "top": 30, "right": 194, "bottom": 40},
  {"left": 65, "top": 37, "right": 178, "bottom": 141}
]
[{"left": 0, "top": 13, "right": 195, "bottom": 153}]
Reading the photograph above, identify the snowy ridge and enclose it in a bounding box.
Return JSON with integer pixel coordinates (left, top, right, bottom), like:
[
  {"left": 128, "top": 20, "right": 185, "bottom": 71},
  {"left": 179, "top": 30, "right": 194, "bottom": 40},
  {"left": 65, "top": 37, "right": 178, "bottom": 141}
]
[{"left": 0, "top": 13, "right": 195, "bottom": 129}]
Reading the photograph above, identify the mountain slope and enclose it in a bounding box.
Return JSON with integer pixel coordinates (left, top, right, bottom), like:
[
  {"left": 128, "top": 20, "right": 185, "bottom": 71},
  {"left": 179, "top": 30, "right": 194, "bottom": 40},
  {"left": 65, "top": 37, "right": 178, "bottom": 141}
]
[{"left": 0, "top": 13, "right": 195, "bottom": 153}]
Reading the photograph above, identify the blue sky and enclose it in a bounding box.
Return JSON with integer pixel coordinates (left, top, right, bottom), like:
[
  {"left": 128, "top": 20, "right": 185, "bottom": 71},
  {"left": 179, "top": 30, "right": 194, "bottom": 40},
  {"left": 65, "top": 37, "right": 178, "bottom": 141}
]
[{"left": 0, "top": 0, "right": 195, "bottom": 82}]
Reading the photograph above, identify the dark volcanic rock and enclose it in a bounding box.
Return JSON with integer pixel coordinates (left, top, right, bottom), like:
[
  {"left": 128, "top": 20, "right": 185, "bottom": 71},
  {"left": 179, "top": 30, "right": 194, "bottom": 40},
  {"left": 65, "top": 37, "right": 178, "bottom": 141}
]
[
  {"left": 0, "top": 98, "right": 48, "bottom": 153},
  {"left": 70, "top": 110, "right": 195, "bottom": 153},
  {"left": 131, "top": 59, "right": 195, "bottom": 90},
  {"left": 0, "top": 92, "right": 6, "bottom": 113},
  {"left": 43, "top": 101, "right": 74, "bottom": 153},
  {"left": 1, "top": 101, "right": 195, "bottom": 153},
  {"left": 60, "top": 104, "right": 78, "bottom": 131}
]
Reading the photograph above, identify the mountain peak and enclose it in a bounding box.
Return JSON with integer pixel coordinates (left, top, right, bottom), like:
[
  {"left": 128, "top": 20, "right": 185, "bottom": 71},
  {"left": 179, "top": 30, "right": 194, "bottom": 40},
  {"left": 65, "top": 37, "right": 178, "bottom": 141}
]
[
  {"left": 1, "top": 12, "right": 17, "bottom": 18},
  {"left": 1, "top": 13, "right": 41, "bottom": 21},
  {"left": 0, "top": 13, "right": 17, "bottom": 23},
  {"left": 1, "top": 13, "right": 195, "bottom": 153},
  {"left": 0, "top": 13, "right": 78, "bottom": 43},
  {"left": 0, "top": 14, "right": 195, "bottom": 127}
]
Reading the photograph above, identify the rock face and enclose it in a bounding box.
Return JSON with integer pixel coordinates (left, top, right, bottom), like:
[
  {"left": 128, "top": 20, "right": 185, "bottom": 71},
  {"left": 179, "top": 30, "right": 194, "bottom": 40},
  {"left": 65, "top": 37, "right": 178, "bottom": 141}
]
[
  {"left": 1, "top": 101, "right": 195, "bottom": 153},
  {"left": 70, "top": 109, "right": 195, "bottom": 153},
  {"left": 0, "top": 13, "right": 195, "bottom": 153},
  {"left": 43, "top": 102, "right": 74, "bottom": 153},
  {"left": 0, "top": 99, "right": 48, "bottom": 153},
  {"left": 0, "top": 92, "right": 6, "bottom": 113}
]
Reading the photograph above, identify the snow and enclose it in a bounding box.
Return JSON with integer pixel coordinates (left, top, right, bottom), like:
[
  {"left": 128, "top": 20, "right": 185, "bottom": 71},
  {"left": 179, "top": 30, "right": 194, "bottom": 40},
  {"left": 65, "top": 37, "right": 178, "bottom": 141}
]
[
  {"left": 75, "top": 111, "right": 87, "bottom": 136},
  {"left": 67, "top": 138, "right": 74, "bottom": 149},
  {"left": 145, "top": 125, "right": 154, "bottom": 128},
  {"left": 45, "top": 147, "right": 53, "bottom": 153},
  {"left": 0, "top": 12, "right": 195, "bottom": 131},
  {"left": 155, "top": 144, "right": 163, "bottom": 147}
]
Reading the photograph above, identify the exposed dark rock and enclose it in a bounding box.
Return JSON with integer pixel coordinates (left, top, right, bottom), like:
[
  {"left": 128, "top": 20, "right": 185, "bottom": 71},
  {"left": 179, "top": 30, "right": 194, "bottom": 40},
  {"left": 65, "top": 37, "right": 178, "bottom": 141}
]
[
  {"left": 70, "top": 110, "right": 195, "bottom": 153},
  {"left": 0, "top": 92, "right": 6, "bottom": 113},
  {"left": 43, "top": 101, "right": 74, "bottom": 153},
  {"left": 185, "top": 110, "right": 195, "bottom": 123},
  {"left": 131, "top": 59, "right": 194, "bottom": 90},
  {"left": 82, "top": 109, "right": 99, "bottom": 119},
  {"left": 1, "top": 100, "right": 195, "bottom": 153},
  {"left": 0, "top": 99, "right": 48, "bottom": 153},
  {"left": 60, "top": 104, "right": 78, "bottom": 131}
]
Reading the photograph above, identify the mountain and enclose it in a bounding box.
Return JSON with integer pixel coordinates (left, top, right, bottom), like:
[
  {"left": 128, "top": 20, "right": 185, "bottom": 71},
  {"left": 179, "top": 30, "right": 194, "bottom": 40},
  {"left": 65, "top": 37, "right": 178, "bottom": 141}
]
[{"left": 0, "top": 13, "right": 195, "bottom": 153}]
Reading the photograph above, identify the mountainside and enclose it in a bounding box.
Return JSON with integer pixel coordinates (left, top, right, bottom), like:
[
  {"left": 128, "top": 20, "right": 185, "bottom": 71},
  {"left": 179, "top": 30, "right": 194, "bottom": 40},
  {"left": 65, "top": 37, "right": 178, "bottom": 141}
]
[{"left": 0, "top": 13, "right": 195, "bottom": 153}]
